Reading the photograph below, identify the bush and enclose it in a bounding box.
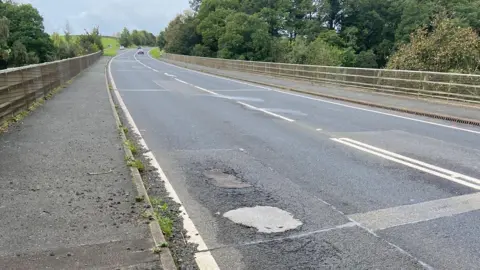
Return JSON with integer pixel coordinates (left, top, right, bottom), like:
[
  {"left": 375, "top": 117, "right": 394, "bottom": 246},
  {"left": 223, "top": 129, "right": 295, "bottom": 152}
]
[
  {"left": 306, "top": 37, "right": 344, "bottom": 66},
  {"left": 388, "top": 17, "right": 480, "bottom": 73}
]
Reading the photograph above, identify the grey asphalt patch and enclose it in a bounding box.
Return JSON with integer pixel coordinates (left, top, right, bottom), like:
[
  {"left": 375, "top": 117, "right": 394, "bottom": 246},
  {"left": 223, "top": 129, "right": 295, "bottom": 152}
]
[
  {"left": 378, "top": 210, "right": 480, "bottom": 270},
  {"left": 204, "top": 169, "right": 252, "bottom": 188},
  {"left": 210, "top": 225, "right": 423, "bottom": 270},
  {"left": 223, "top": 206, "right": 302, "bottom": 233},
  {"left": 115, "top": 51, "right": 480, "bottom": 269},
  {"left": 0, "top": 57, "right": 160, "bottom": 268}
]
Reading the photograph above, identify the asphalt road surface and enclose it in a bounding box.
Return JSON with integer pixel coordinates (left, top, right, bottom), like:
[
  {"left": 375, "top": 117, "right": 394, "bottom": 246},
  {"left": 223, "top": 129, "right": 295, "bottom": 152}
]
[{"left": 110, "top": 49, "right": 480, "bottom": 270}]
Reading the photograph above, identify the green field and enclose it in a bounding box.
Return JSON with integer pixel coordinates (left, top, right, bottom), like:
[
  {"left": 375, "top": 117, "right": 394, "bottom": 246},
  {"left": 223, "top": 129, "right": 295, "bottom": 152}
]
[
  {"left": 101, "top": 37, "right": 120, "bottom": 56},
  {"left": 149, "top": 47, "right": 163, "bottom": 59},
  {"left": 58, "top": 36, "right": 120, "bottom": 56}
]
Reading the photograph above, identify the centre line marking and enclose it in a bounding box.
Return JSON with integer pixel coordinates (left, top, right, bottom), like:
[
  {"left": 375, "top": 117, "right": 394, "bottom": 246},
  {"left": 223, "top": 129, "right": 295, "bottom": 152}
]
[
  {"left": 237, "top": 101, "right": 295, "bottom": 122},
  {"left": 154, "top": 57, "right": 480, "bottom": 135},
  {"left": 332, "top": 137, "right": 480, "bottom": 190}
]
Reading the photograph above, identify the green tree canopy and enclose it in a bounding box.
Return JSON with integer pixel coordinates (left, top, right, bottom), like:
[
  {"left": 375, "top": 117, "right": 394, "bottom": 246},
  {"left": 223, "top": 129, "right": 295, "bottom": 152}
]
[{"left": 161, "top": 0, "right": 480, "bottom": 72}]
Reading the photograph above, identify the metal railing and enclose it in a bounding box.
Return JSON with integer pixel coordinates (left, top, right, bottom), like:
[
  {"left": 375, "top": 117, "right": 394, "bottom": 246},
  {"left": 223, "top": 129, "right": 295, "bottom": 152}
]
[
  {"left": 162, "top": 53, "right": 480, "bottom": 105},
  {"left": 0, "top": 52, "right": 102, "bottom": 124}
]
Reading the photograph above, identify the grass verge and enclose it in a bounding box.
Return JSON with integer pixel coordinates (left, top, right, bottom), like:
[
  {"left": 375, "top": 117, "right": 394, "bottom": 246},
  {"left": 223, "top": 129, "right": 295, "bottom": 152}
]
[
  {"left": 102, "top": 37, "right": 120, "bottom": 56},
  {"left": 149, "top": 47, "right": 163, "bottom": 59}
]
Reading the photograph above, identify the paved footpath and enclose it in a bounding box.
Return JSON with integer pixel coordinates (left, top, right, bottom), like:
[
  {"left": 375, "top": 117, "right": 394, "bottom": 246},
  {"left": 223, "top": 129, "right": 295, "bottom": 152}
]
[{"left": 0, "top": 57, "right": 161, "bottom": 269}]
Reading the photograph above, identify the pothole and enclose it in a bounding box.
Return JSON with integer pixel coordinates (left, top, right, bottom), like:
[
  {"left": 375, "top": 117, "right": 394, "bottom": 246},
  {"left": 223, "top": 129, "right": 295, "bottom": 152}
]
[
  {"left": 204, "top": 169, "right": 251, "bottom": 189},
  {"left": 223, "top": 206, "right": 302, "bottom": 233}
]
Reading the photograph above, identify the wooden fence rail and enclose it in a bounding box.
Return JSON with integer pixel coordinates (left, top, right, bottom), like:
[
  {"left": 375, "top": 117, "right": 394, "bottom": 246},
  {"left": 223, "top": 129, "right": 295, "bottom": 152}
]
[
  {"left": 0, "top": 52, "right": 102, "bottom": 125},
  {"left": 162, "top": 53, "right": 480, "bottom": 105}
]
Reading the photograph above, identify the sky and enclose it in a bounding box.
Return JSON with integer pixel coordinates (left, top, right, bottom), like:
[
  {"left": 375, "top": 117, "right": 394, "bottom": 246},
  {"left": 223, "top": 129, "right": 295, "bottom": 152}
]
[{"left": 16, "top": 0, "right": 190, "bottom": 35}]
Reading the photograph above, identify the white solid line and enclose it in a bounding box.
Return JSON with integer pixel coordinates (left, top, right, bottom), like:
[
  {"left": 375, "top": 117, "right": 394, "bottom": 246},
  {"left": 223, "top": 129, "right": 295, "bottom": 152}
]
[
  {"left": 110, "top": 52, "right": 220, "bottom": 270},
  {"left": 156, "top": 58, "right": 480, "bottom": 135},
  {"left": 316, "top": 128, "right": 323, "bottom": 131},
  {"left": 331, "top": 138, "right": 480, "bottom": 190},
  {"left": 237, "top": 101, "right": 295, "bottom": 122},
  {"left": 339, "top": 138, "right": 480, "bottom": 185},
  {"left": 348, "top": 192, "right": 480, "bottom": 231}
]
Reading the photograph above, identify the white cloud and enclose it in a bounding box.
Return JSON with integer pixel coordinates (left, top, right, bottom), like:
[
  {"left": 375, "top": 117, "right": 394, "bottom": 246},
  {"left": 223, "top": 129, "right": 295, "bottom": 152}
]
[{"left": 16, "top": 0, "right": 190, "bottom": 35}]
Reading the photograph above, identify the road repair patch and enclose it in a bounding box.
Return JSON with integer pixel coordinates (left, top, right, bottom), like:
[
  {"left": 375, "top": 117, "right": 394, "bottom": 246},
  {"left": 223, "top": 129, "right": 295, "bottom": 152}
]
[
  {"left": 204, "top": 169, "right": 252, "bottom": 189},
  {"left": 223, "top": 206, "right": 302, "bottom": 233}
]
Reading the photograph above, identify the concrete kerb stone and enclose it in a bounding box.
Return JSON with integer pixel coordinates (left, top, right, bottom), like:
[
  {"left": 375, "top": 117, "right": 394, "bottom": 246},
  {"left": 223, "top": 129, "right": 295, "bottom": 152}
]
[
  {"left": 103, "top": 60, "right": 177, "bottom": 270},
  {"left": 161, "top": 59, "right": 480, "bottom": 127}
]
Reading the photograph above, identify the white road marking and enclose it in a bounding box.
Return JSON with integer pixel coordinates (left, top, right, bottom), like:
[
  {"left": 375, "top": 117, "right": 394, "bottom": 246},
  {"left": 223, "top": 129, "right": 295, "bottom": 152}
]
[
  {"left": 118, "top": 89, "right": 170, "bottom": 92},
  {"left": 152, "top": 81, "right": 167, "bottom": 89},
  {"left": 193, "top": 85, "right": 220, "bottom": 96},
  {"left": 174, "top": 78, "right": 189, "bottom": 85},
  {"left": 155, "top": 58, "right": 480, "bottom": 135},
  {"left": 332, "top": 137, "right": 480, "bottom": 190},
  {"left": 316, "top": 128, "right": 323, "bottom": 131},
  {"left": 110, "top": 52, "right": 220, "bottom": 270},
  {"left": 349, "top": 192, "right": 480, "bottom": 231},
  {"left": 212, "top": 89, "right": 271, "bottom": 92},
  {"left": 237, "top": 101, "right": 295, "bottom": 122},
  {"left": 164, "top": 72, "right": 176, "bottom": 78}
]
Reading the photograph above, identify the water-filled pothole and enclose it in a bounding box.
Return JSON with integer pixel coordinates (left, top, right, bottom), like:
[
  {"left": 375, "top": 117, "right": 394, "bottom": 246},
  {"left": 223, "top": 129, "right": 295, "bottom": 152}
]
[
  {"left": 203, "top": 169, "right": 251, "bottom": 189},
  {"left": 223, "top": 206, "right": 303, "bottom": 233}
]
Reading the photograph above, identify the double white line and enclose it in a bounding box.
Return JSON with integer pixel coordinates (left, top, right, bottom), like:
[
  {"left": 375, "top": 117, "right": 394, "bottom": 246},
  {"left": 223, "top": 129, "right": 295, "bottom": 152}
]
[{"left": 332, "top": 138, "right": 480, "bottom": 190}]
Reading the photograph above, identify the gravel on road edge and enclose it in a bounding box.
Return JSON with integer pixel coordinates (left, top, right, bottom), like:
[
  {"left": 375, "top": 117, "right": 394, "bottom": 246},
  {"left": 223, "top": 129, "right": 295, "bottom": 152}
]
[{"left": 105, "top": 60, "right": 199, "bottom": 270}]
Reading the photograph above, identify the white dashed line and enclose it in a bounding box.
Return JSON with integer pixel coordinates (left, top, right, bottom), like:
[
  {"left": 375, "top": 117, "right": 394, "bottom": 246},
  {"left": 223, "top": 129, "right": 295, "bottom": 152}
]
[
  {"left": 111, "top": 51, "right": 220, "bottom": 270},
  {"left": 237, "top": 101, "right": 295, "bottom": 122}
]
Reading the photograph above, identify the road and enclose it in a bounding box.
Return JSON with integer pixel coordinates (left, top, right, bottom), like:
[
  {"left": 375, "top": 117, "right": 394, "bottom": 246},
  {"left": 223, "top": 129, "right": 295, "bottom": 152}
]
[{"left": 110, "top": 49, "right": 480, "bottom": 270}]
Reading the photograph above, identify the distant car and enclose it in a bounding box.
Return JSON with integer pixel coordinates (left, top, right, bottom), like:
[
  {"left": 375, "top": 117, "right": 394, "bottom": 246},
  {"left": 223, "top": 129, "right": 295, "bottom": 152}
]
[
  {"left": 137, "top": 48, "right": 144, "bottom": 55},
  {"left": 120, "top": 45, "right": 125, "bottom": 50}
]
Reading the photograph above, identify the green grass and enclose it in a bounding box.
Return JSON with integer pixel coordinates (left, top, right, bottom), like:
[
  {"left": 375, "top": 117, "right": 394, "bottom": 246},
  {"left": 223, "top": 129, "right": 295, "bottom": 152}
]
[
  {"left": 127, "top": 159, "right": 145, "bottom": 172},
  {"left": 124, "top": 139, "right": 138, "bottom": 155},
  {"left": 149, "top": 47, "right": 163, "bottom": 59},
  {"left": 57, "top": 35, "right": 120, "bottom": 56},
  {"left": 102, "top": 37, "right": 120, "bottom": 56},
  {"left": 151, "top": 198, "right": 174, "bottom": 238}
]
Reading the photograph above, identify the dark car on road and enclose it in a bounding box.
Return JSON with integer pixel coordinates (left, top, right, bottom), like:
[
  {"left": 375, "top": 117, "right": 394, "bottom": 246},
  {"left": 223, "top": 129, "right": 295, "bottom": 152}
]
[{"left": 137, "top": 48, "right": 144, "bottom": 55}]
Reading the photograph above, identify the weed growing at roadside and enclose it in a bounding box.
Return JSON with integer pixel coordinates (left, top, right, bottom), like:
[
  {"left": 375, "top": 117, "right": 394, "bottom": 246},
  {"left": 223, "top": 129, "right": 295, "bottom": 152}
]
[
  {"left": 119, "top": 124, "right": 128, "bottom": 135},
  {"left": 135, "top": 195, "right": 144, "bottom": 202},
  {"left": 152, "top": 247, "right": 162, "bottom": 254},
  {"left": 160, "top": 242, "right": 168, "bottom": 247},
  {"left": 151, "top": 197, "right": 174, "bottom": 238},
  {"left": 127, "top": 159, "right": 145, "bottom": 172},
  {"left": 124, "top": 139, "right": 137, "bottom": 155}
]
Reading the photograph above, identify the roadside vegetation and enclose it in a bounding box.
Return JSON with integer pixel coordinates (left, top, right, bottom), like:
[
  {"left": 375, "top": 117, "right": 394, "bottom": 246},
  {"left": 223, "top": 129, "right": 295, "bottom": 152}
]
[
  {"left": 160, "top": 0, "right": 480, "bottom": 73},
  {"left": 118, "top": 27, "right": 157, "bottom": 48},
  {"left": 101, "top": 37, "right": 120, "bottom": 56},
  {"left": 0, "top": 1, "right": 107, "bottom": 69},
  {"left": 149, "top": 47, "right": 162, "bottom": 59}
]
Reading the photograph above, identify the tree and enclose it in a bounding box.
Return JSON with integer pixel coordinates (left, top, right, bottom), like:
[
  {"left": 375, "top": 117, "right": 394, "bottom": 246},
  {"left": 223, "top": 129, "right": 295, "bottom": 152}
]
[
  {"left": 388, "top": 16, "right": 480, "bottom": 73},
  {"left": 1, "top": 2, "right": 55, "bottom": 63},
  {"left": 189, "top": 0, "right": 202, "bottom": 12},
  {"left": 164, "top": 11, "right": 200, "bottom": 55},
  {"left": 157, "top": 31, "right": 166, "bottom": 49},
  {"left": 217, "top": 12, "right": 272, "bottom": 60},
  {"left": 160, "top": 0, "right": 480, "bottom": 71},
  {"left": 10, "top": 40, "right": 27, "bottom": 66},
  {"left": 0, "top": 16, "right": 9, "bottom": 66},
  {"left": 119, "top": 27, "right": 132, "bottom": 47},
  {"left": 306, "top": 37, "right": 344, "bottom": 66}
]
